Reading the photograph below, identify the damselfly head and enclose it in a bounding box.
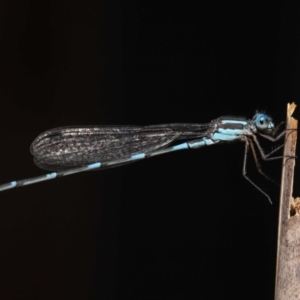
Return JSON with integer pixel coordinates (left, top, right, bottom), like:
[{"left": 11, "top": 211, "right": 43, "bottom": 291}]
[{"left": 253, "top": 113, "right": 275, "bottom": 133}]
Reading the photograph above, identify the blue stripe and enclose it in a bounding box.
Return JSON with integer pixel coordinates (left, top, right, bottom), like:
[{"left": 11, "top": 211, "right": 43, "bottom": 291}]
[
  {"left": 10, "top": 181, "right": 17, "bottom": 187},
  {"left": 131, "top": 153, "right": 146, "bottom": 159},
  {"left": 87, "top": 162, "right": 101, "bottom": 169},
  {"left": 221, "top": 120, "right": 247, "bottom": 125},
  {"left": 212, "top": 133, "right": 237, "bottom": 142},
  {"left": 172, "top": 143, "right": 188, "bottom": 150},
  {"left": 46, "top": 172, "right": 57, "bottom": 179}
]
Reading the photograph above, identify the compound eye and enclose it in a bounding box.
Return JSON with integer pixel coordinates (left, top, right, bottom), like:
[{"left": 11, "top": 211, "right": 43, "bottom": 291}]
[{"left": 253, "top": 113, "right": 274, "bottom": 131}]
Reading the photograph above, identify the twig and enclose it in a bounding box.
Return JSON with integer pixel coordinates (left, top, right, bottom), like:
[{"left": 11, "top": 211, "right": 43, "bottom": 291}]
[{"left": 275, "top": 102, "right": 298, "bottom": 299}]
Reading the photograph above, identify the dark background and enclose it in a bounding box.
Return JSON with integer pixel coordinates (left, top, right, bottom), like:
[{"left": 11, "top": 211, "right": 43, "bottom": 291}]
[{"left": 0, "top": 1, "right": 299, "bottom": 299}]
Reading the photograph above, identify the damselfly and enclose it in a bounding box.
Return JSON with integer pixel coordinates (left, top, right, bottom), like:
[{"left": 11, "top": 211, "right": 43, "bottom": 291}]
[{"left": 0, "top": 113, "right": 288, "bottom": 203}]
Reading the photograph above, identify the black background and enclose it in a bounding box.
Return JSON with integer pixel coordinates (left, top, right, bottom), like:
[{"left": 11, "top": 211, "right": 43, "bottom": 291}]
[{"left": 0, "top": 1, "right": 299, "bottom": 299}]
